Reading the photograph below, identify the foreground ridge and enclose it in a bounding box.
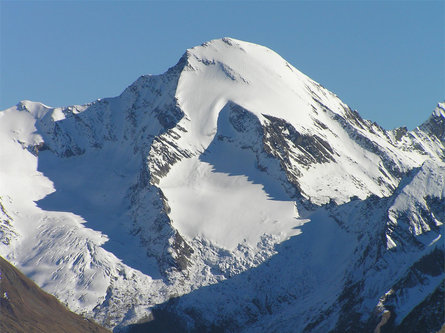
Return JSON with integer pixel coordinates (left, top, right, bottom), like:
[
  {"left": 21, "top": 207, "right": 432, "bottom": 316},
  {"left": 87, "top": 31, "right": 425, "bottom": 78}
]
[{"left": 0, "top": 256, "right": 110, "bottom": 333}]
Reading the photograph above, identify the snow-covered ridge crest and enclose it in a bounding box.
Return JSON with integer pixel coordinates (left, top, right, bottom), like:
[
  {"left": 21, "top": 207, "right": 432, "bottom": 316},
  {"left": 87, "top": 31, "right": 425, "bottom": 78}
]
[
  {"left": 0, "top": 37, "right": 444, "bottom": 331},
  {"left": 170, "top": 38, "right": 443, "bottom": 206},
  {"left": 433, "top": 101, "right": 445, "bottom": 118},
  {"left": 418, "top": 102, "right": 445, "bottom": 149}
]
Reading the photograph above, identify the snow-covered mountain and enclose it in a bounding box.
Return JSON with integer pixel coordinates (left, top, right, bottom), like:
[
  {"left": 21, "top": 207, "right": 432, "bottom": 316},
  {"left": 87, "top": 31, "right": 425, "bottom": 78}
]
[{"left": 1, "top": 37, "right": 443, "bottom": 332}]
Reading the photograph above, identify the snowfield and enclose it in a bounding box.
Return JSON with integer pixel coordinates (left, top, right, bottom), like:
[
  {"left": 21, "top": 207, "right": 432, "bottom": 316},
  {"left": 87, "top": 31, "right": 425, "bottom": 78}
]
[{"left": 160, "top": 156, "right": 306, "bottom": 249}]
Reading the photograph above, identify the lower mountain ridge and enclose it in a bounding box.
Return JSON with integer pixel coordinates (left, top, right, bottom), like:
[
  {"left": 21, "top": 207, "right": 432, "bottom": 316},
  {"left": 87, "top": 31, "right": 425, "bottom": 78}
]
[
  {"left": 0, "top": 38, "right": 443, "bottom": 332},
  {"left": 0, "top": 256, "right": 110, "bottom": 333}
]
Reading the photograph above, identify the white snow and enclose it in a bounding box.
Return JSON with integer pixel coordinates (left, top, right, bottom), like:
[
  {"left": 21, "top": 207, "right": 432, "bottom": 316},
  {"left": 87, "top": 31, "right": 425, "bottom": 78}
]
[
  {"left": 433, "top": 102, "right": 445, "bottom": 118},
  {"left": 0, "top": 37, "right": 443, "bottom": 331},
  {"left": 170, "top": 38, "right": 439, "bottom": 207},
  {"left": 0, "top": 104, "right": 53, "bottom": 218},
  {"left": 0, "top": 102, "right": 166, "bottom": 320},
  {"left": 175, "top": 38, "right": 335, "bottom": 151},
  {"left": 160, "top": 156, "right": 306, "bottom": 249}
]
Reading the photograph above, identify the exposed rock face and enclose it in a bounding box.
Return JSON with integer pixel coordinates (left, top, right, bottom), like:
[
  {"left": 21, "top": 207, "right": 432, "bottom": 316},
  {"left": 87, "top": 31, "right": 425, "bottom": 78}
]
[
  {"left": 389, "top": 279, "right": 444, "bottom": 333},
  {"left": 420, "top": 103, "right": 445, "bottom": 145},
  {"left": 0, "top": 38, "right": 443, "bottom": 331}
]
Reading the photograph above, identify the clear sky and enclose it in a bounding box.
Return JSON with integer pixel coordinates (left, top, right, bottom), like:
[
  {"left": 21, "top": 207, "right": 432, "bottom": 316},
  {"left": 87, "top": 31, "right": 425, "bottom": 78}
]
[{"left": 1, "top": 1, "right": 444, "bottom": 130}]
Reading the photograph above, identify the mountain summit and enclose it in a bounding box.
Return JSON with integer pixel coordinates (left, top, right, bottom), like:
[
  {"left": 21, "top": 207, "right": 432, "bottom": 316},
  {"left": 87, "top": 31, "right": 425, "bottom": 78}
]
[{"left": 0, "top": 38, "right": 443, "bottom": 332}]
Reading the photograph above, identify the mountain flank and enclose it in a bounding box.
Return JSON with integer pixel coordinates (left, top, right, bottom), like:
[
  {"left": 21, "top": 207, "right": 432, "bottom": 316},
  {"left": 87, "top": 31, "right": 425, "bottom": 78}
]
[{"left": 0, "top": 256, "right": 110, "bottom": 333}]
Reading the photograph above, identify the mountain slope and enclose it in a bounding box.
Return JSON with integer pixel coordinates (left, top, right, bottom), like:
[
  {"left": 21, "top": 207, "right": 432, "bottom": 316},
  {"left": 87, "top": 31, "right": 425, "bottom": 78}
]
[
  {"left": 126, "top": 160, "right": 444, "bottom": 333},
  {"left": 0, "top": 37, "right": 443, "bottom": 331},
  {"left": 0, "top": 256, "right": 110, "bottom": 333}
]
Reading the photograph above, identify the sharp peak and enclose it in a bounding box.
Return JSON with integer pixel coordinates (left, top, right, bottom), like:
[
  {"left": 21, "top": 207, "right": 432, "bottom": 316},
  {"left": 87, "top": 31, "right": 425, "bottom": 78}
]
[
  {"left": 420, "top": 102, "right": 445, "bottom": 125},
  {"left": 433, "top": 102, "right": 445, "bottom": 118}
]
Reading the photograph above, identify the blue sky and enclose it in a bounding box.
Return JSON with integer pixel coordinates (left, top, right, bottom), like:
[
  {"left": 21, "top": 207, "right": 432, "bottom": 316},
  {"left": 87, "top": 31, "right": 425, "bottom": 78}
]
[{"left": 1, "top": 1, "right": 443, "bottom": 129}]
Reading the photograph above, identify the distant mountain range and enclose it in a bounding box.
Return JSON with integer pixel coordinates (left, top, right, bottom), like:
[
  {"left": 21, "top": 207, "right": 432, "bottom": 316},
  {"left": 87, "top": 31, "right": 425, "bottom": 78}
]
[{"left": 0, "top": 38, "right": 443, "bottom": 332}]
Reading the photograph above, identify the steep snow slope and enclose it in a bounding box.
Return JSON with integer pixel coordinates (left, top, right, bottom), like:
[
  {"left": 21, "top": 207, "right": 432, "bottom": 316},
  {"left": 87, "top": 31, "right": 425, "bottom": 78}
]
[
  {"left": 0, "top": 38, "right": 443, "bottom": 331},
  {"left": 0, "top": 100, "right": 169, "bottom": 321},
  {"left": 172, "top": 39, "right": 442, "bottom": 204}
]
